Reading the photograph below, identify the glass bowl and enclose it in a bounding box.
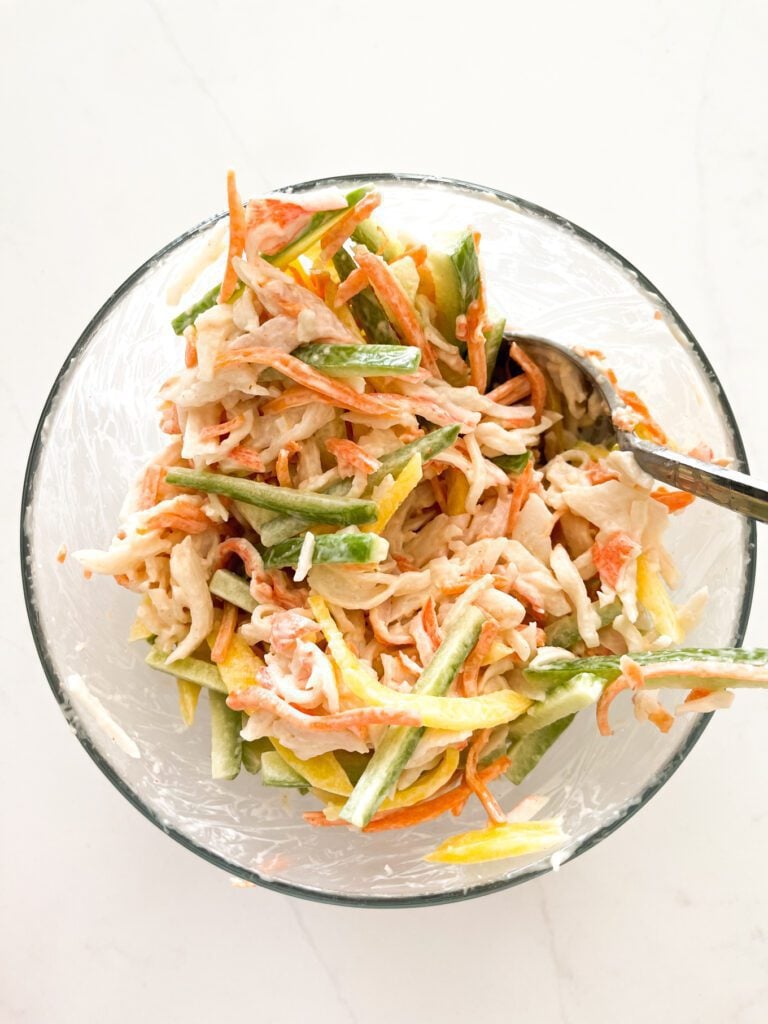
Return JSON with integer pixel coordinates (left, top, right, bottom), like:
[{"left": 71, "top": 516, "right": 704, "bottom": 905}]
[{"left": 21, "top": 174, "right": 756, "bottom": 906}]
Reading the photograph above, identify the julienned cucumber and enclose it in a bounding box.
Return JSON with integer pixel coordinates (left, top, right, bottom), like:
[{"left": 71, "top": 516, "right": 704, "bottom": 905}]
[
  {"left": 261, "top": 750, "right": 308, "bottom": 788},
  {"left": 209, "top": 569, "right": 257, "bottom": 613},
  {"left": 332, "top": 247, "right": 400, "bottom": 345},
  {"left": 209, "top": 689, "right": 242, "bottom": 780},
  {"left": 293, "top": 343, "right": 420, "bottom": 378},
  {"left": 506, "top": 715, "right": 575, "bottom": 785},
  {"left": 165, "top": 467, "right": 378, "bottom": 526},
  {"left": 257, "top": 424, "right": 461, "bottom": 547},
  {"left": 509, "top": 673, "right": 603, "bottom": 737},
  {"left": 544, "top": 599, "right": 622, "bottom": 651},
  {"left": 171, "top": 282, "right": 245, "bottom": 336},
  {"left": 242, "top": 737, "right": 272, "bottom": 774},
  {"left": 145, "top": 647, "right": 227, "bottom": 694},
  {"left": 262, "top": 532, "right": 389, "bottom": 571},
  {"left": 351, "top": 218, "right": 403, "bottom": 262},
  {"left": 524, "top": 648, "right": 768, "bottom": 689},
  {"left": 266, "top": 187, "right": 369, "bottom": 269},
  {"left": 339, "top": 606, "right": 487, "bottom": 828},
  {"left": 491, "top": 452, "right": 531, "bottom": 475},
  {"left": 484, "top": 319, "right": 506, "bottom": 382}
]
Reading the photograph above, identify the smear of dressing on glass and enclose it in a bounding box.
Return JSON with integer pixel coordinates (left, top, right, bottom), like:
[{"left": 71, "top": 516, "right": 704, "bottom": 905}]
[{"left": 64, "top": 674, "right": 141, "bottom": 759}]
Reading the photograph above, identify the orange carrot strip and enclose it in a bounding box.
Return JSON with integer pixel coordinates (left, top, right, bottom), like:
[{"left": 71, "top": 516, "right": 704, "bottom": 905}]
[
  {"left": 227, "top": 685, "right": 421, "bottom": 730},
  {"left": 216, "top": 346, "right": 406, "bottom": 417},
  {"left": 485, "top": 375, "right": 532, "bottom": 405},
  {"left": 56, "top": 544, "right": 67, "bottom": 564},
  {"left": 262, "top": 386, "right": 318, "bottom": 415},
  {"left": 218, "top": 538, "right": 263, "bottom": 577},
  {"left": 651, "top": 489, "right": 695, "bottom": 513},
  {"left": 506, "top": 461, "right": 535, "bottom": 533},
  {"left": 211, "top": 603, "right": 238, "bottom": 664},
  {"left": 596, "top": 657, "right": 645, "bottom": 736},
  {"left": 319, "top": 192, "right": 382, "bottom": 263},
  {"left": 354, "top": 245, "right": 440, "bottom": 376},
  {"left": 460, "top": 621, "right": 499, "bottom": 698},
  {"left": 226, "top": 446, "right": 265, "bottom": 472},
  {"left": 200, "top": 414, "right": 245, "bottom": 442},
  {"left": 139, "top": 465, "right": 163, "bottom": 511},
  {"left": 510, "top": 342, "right": 547, "bottom": 421},
  {"left": 334, "top": 267, "right": 368, "bottom": 307},
  {"left": 151, "top": 513, "right": 210, "bottom": 535},
  {"left": 464, "top": 299, "right": 488, "bottom": 393},
  {"left": 617, "top": 388, "right": 667, "bottom": 445},
  {"left": 421, "top": 596, "right": 442, "bottom": 652},
  {"left": 326, "top": 437, "right": 381, "bottom": 476},
  {"left": 392, "top": 244, "right": 428, "bottom": 267},
  {"left": 465, "top": 728, "right": 506, "bottom": 824},
  {"left": 185, "top": 335, "right": 198, "bottom": 368},
  {"left": 220, "top": 170, "right": 247, "bottom": 304}
]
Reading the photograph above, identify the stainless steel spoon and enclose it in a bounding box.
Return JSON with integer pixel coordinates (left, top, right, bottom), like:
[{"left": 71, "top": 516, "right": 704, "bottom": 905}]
[{"left": 504, "top": 333, "right": 768, "bottom": 523}]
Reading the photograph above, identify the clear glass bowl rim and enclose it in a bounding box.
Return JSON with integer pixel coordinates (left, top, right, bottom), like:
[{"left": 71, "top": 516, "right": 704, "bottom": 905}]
[{"left": 20, "top": 172, "right": 757, "bottom": 908}]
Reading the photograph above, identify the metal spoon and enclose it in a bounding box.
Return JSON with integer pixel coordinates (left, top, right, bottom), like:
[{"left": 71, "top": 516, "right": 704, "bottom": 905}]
[{"left": 503, "top": 333, "right": 768, "bottom": 523}]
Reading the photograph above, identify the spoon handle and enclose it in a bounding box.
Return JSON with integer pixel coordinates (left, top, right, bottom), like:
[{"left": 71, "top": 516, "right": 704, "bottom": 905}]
[{"left": 627, "top": 440, "right": 768, "bottom": 523}]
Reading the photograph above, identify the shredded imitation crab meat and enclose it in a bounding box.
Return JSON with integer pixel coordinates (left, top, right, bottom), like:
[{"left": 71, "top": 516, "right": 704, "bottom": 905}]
[{"left": 74, "top": 171, "right": 732, "bottom": 862}]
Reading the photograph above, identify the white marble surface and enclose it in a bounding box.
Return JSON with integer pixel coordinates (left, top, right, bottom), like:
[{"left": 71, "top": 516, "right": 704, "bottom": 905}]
[{"left": 3, "top": 1, "right": 768, "bottom": 1020}]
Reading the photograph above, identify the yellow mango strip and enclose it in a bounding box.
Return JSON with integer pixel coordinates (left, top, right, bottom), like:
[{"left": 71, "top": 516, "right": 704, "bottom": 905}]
[
  {"left": 362, "top": 453, "right": 422, "bottom": 534},
  {"left": 424, "top": 820, "right": 566, "bottom": 864},
  {"left": 636, "top": 554, "right": 681, "bottom": 642},
  {"left": 309, "top": 595, "right": 531, "bottom": 731},
  {"left": 210, "top": 632, "right": 263, "bottom": 694},
  {"left": 177, "top": 679, "right": 201, "bottom": 727},
  {"left": 128, "top": 600, "right": 154, "bottom": 641},
  {"left": 481, "top": 641, "right": 517, "bottom": 667},
  {"left": 270, "top": 739, "right": 352, "bottom": 797},
  {"left": 446, "top": 468, "right": 469, "bottom": 515}
]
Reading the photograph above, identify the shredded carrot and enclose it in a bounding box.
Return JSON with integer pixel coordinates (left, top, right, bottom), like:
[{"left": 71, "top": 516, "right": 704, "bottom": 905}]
[
  {"left": 596, "top": 656, "right": 645, "bottom": 736},
  {"left": 365, "top": 756, "right": 509, "bottom": 832},
  {"left": 459, "top": 620, "right": 498, "bottom": 697},
  {"left": 417, "top": 261, "right": 436, "bottom": 303},
  {"left": 585, "top": 461, "right": 618, "bottom": 485},
  {"left": 334, "top": 267, "right": 368, "bottom": 307},
  {"left": 276, "top": 441, "right": 300, "bottom": 488},
  {"left": 200, "top": 414, "right": 245, "bottom": 442},
  {"left": 83, "top": 569, "right": 93, "bottom": 580},
  {"left": 421, "top": 596, "right": 442, "bottom": 651},
  {"left": 225, "top": 445, "right": 265, "bottom": 472},
  {"left": 184, "top": 335, "right": 198, "bottom": 368},
  {"left": 211, "top": 603, "right": 238, "bottom": 664},
  {"left": 510, "top": 343, "right": 547, "bottom": 421},
  {"left": 216, "top": 346, "right": 416, "bottom": 418},
  {"left": 227, "top": 683, "right": 421, "bottom": 730},
  {"left": 592, "top": 531, "right": 639, "bottom": 590},
  {"left": 325, "top": 437, "right": 381, "bottom": 476},
  {"left": 616, "top": 388, "right": 667, "bottom": 445},
  {"left": 303, "top": 756, "right": 510, "bottom": 831},
  {"left": 485, "top": 375, "right": 532, "bottom": 405},
  {"left": 138, "top": 465, "right": 163, "bottom": 511},
  {"left": 220, "top": 170, "right": 247, "bottom": 303},
  {"left": 464, "top": 728, "right": 507, "bottom": 824},
  {"left": 651, "top": 488, "right": 695, "bottom": 513},
  {"left": 464, "top": 299, "right": 488, "bottom": 393},
  {"left": 319, "top": 192, "right": 382, "bottom": 263},
  {"left": 56, "top": 544, "right": 67, "bottom": 564},
  {"left": 647, "top": 705, "right": 675, "bottom": 733},
  {"left": 506, "top": 461, "right": 535, "bottom": 533},
  {"left": 151, "top": 513, "right": 210, "bottom": 535},
  {"left": 262, "top": 386, "right": 317, "bottom": 415},
  {"left": 353, "top": 246, "right": 440, "bottom": 376}
]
